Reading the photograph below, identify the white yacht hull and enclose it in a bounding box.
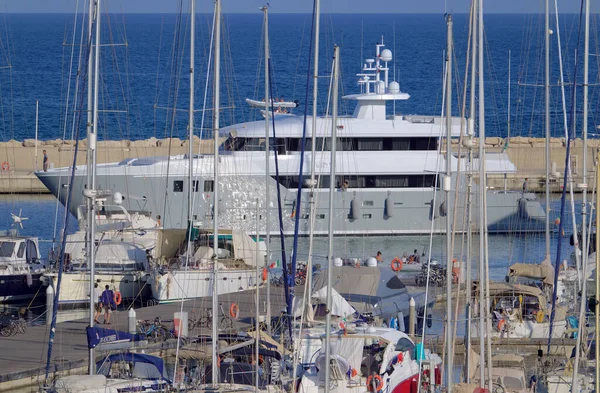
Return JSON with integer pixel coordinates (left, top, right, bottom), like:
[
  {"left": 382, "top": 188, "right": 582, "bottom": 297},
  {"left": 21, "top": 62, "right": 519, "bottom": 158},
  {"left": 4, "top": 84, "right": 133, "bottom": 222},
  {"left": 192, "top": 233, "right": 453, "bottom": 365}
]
[
  {"left": 149, "top": 268, "right": 262, "bottom": 303},
  {"left": 42, "top": 271, "right": 148, "bottom": 305},
  {"left": 471, "top": 319, "right": 568, "bottom": 339}
]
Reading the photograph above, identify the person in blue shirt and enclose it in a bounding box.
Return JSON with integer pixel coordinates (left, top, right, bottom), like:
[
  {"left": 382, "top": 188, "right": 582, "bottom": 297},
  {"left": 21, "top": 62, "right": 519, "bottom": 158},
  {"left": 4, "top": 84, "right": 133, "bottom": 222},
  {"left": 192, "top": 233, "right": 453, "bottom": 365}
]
[{"left": 100, "top": 285, "right": 117, "bottom": 325}]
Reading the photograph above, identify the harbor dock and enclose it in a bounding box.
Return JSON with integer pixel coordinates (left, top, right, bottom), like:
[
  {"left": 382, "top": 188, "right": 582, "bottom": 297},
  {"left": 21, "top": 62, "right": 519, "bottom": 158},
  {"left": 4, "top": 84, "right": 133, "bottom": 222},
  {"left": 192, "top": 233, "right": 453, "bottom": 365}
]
[
  {"left": 0, "top": 283, "right": 578, "bottom": 392},
  {"left": 0, "top": 136, "right": 597, "bottom": 194},
  {"left": 0, "top": 287, "right": 290, "bottom": 392}
]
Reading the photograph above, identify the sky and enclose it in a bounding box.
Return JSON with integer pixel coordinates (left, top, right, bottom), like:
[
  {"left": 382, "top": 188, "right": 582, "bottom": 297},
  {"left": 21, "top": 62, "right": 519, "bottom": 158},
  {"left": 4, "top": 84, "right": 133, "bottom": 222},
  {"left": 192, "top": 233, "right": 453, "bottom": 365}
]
[{"left": 0, "top": 0, "right": 588, "bottom": 15}]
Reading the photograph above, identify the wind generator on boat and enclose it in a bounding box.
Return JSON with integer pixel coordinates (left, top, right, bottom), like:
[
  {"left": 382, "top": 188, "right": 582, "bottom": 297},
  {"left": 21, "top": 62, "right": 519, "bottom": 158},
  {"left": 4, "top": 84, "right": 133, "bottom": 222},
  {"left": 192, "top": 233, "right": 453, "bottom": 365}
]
[{"left": 36, "top": 38, "right": 546, "bottom": 235}]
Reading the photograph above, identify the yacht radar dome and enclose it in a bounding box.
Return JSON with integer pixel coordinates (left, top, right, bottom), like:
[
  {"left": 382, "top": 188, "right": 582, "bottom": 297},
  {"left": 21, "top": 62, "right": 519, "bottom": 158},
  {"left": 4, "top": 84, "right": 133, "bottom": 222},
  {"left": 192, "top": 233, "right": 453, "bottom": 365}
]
[
  {"left": 388, "top": 81, "right": 400, "bottom": 94},
  {"left": 365, "top": 59, "right": 375, "bottom": 64},
  {"left": 380, "top": 49, "right": 392, "bottom": 62}
]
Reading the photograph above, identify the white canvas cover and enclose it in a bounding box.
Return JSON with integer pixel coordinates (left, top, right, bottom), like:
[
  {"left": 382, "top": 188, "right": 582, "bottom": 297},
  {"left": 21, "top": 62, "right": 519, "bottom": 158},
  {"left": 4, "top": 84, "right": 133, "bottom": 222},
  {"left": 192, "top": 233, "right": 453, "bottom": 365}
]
[
  {"left": 292, "top": 286, "right": 356, "bottom": 318},
  {"left": 232, "top": 229, "right": 266, "bottom": 267}
]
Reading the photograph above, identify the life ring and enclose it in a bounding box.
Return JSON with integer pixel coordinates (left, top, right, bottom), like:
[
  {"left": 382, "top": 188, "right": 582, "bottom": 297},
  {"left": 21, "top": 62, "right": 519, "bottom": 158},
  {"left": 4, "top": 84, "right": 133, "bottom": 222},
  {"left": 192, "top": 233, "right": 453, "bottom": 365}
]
[
  {"left": 262, "top": 267, "right": 268, "bottom": 281},
  {"left": 113, "top": 291, "right": 122, "bottom": 305},
  {"left": 229, "top": 302, "right": 239, "bottom": 319},
  {"left": 391, "top": 257, "right": 403, "bottom": 272},
  {"left": 366, "top": 374, "right": 384, "bottom": 392},
  {"left": 1, "top": 162, "right": 9, "bottom": 171},
  {"left": 497, "top": 318, "right": 505, "bottom": 332}
]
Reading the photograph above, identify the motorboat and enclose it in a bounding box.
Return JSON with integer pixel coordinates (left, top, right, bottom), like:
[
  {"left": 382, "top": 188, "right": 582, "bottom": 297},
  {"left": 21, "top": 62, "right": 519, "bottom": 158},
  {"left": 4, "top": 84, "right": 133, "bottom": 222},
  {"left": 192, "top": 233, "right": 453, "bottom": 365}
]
[
  {"left": 41, "top": 205, "right": 155, "bottom": 306},
  {"left": 297, "top": 324, "right": 441, "bottom": 393},
  {"left": 0, "top": 231, "right": 45, "bottom": 303},
  {"left": 35, "top": 39, "right": 546, "bottom": 236}
]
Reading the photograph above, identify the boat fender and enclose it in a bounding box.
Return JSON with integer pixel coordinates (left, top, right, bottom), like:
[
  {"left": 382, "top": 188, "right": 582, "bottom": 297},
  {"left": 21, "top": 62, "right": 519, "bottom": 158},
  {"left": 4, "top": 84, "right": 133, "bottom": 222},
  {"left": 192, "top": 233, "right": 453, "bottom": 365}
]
[
  {"left": 26, "top": 273, "right": 33, "bottom": 287},
  {"left": 497, "top": 319, "right": 506, "bottom": 332},
  {"left": 350, "top": 198, "right": 360, "bottom": 220},
  {"left": 391, "top": 257, "right": 403, "bottom": 272},
  {"left": 262, "top": 267, "right": 268, "bottom": 281},
  {"left": 229, "top": 302, "right": 239, "bottom": 319},
  {"left": 114, "top": 291, "right": 122, "bottom": 306},
  {"left": 367, "top": 374, "right": 384, "bottom": 392},
  {"left": 385, "top": 196, "right": 394, "bottom": 218}
]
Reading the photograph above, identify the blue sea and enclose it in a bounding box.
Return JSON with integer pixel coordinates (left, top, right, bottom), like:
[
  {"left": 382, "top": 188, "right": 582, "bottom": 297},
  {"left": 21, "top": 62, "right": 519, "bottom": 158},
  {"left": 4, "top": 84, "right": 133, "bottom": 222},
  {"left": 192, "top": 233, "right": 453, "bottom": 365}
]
[{"left": 0, "top": 12, "right": 594, "bottom": 143}]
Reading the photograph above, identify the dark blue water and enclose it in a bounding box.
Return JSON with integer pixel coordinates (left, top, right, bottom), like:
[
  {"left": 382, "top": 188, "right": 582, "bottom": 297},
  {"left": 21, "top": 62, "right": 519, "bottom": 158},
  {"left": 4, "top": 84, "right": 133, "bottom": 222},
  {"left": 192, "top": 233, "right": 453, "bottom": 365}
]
[{"left": 0, "top": 12, "right": 595, "bottom": 143}]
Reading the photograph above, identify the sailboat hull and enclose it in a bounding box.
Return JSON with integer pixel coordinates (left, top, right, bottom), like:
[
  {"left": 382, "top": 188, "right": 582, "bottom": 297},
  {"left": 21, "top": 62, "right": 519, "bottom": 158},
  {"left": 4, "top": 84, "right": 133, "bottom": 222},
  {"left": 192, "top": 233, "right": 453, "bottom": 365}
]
[
  {"left": 149, "top": 268, "right": 262, "bottom": 303},
  {"left": 41, "top": 271, "right": 149, "bottom": 306}
]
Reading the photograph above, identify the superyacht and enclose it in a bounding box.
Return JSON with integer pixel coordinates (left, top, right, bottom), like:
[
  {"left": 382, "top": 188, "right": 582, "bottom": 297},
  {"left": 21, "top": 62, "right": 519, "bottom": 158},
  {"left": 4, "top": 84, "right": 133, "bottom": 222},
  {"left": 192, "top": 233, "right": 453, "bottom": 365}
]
[{"left": 36, "top": 40, "right": 545, "bottom": 235}]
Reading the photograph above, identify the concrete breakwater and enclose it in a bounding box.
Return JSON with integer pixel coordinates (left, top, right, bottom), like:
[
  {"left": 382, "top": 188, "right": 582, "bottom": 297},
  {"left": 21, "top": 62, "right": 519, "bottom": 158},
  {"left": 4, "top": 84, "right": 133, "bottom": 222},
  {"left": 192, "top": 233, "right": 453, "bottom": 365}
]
[{"left": 0, "top": 136, "right": 596, "bottom": 194}]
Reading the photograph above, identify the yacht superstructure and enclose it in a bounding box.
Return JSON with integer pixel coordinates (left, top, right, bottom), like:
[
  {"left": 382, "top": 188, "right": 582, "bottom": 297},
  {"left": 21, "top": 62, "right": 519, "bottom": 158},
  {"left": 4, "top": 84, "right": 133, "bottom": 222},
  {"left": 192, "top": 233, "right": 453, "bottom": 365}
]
[{"left": 36, "top": 40, "right": 545, "bottom": 235}]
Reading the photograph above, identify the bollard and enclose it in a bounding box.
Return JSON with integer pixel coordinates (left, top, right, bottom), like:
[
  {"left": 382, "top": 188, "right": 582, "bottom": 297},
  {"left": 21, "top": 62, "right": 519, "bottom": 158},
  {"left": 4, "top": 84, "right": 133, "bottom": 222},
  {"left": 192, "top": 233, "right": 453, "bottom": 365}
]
[
  {"left": 128, "top": 308, "right": 136, "bottom": 334},
  {"left": 409, "top": 297, "right": 415, "bottom": 336},
  {"left": 46, "top": 285, "right": 54, "bottom": 326}
]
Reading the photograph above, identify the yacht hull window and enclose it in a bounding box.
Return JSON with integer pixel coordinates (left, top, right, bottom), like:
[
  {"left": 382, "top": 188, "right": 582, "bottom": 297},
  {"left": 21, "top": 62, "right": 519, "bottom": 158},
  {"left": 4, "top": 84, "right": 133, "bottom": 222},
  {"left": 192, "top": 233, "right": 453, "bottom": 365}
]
[{"left": 273, "top": 175, "right": 437, "bottom": 189}]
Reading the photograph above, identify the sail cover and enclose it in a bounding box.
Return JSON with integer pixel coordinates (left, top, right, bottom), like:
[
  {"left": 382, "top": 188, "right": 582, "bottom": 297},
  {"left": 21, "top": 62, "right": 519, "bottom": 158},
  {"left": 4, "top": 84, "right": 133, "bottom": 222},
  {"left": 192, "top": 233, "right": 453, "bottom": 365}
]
[
  {"left": 508, "top": 261, "right": 555, "bottom": 285},
  {"left": 86, "top": 326, "right": 144, "bottom": 349}
]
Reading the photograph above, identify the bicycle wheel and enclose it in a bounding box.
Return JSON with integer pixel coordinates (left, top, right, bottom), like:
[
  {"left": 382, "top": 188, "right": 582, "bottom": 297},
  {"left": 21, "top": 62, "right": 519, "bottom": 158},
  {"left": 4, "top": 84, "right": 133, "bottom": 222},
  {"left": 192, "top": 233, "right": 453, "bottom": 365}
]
[
  {"left": 0, "top": 326, "right": 10, "bottom": 337},
  {"left": 9, "top": 322, "right": 18, "bottom": 336},
  {"left": 220, "top": 316, "right": 233, "bottom": 331}
]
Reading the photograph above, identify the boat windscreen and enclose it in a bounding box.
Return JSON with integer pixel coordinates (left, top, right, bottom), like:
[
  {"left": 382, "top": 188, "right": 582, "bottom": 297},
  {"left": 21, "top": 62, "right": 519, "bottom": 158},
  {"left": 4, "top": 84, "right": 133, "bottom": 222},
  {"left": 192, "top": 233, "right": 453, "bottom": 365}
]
[{"left": 0, "top": 241, "right": 15, "bottom": 257}]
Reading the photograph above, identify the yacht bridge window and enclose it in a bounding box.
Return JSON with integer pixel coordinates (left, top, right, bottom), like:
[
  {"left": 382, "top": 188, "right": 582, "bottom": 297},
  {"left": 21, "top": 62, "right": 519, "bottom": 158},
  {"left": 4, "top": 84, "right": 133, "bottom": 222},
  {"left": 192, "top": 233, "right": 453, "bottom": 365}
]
[{"left": 225, "top": 136, "right": 437, "bottom": 153}]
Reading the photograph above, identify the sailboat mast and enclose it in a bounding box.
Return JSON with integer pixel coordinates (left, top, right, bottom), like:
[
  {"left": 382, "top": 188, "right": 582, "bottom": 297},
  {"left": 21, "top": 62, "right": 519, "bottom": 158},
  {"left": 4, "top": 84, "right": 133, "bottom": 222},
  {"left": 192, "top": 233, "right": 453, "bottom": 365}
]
[
  {"left": 211, "top": 0, "right": 221, "bottom": 387},
  {"left": 188, "top": 0, "right": 195, "bottom": 226},
  {"left": 262, "top": 4, "right": 272, "bottom": 332},
  {"left": 464, "top": 0, "right": 477, "bottom": 382},
  {"left": 544, "top": 0, "right": 551, "bottom": 259},
  {"left": 572, "top": 1, "right": 590, "bottom": 390},
  {"left": 596, "top": 150, "right": 600, "bottom": 393},
  {"left": 88, "top": 0, "right": 101, "bottom": 375},
  {"left": 477, "top": 0, "right": 486, "bottom": 386},
  {"left": 444, "top": 14, "right": 453, "bottom": 393},
  {"left": 324, "top": 45, "right": 340, "bottom": 393},
  {"left": 305, "top": 0, "right": 321, "bottom": 314}
]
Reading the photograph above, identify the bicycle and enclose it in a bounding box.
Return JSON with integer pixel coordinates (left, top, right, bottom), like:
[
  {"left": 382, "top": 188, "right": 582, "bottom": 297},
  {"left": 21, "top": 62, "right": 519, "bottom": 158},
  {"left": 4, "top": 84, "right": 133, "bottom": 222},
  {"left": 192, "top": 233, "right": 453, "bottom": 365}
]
[
  {"left": 189, "top": 309, "right": 213, "bottom": 330},
  {"left": 190, "top": 304, "right": 234, "bottom": 331},
  {"left": 137, "top": 317, "right": 169, "bottom": 342}
]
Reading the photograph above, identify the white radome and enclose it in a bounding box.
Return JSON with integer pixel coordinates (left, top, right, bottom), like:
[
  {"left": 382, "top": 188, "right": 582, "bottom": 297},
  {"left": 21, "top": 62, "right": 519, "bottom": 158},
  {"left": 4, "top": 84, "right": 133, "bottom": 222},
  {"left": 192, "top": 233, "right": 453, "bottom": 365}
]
[
  {"left": 388, "top": 81, "right": 400, "bottom": 94},
  {"left": 380, "top": 49, "right": 392, "bottom": 62}
]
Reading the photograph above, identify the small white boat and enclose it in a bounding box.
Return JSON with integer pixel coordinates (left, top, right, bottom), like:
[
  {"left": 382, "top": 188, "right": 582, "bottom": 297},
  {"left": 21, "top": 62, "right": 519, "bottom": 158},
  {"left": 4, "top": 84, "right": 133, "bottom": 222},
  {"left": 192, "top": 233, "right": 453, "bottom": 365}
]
[{"left": 245, "top": 97, "right": 299, "bottom": 108}]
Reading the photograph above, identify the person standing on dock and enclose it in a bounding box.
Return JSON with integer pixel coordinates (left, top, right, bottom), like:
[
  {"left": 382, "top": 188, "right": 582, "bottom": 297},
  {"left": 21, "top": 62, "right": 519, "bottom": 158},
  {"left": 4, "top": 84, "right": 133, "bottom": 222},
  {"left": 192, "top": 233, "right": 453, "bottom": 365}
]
[
  {"left": 100, "top": 285, "right": 116, "bottom": 325},
  {"left": 90, "top": 282, "right": 102, "bottom": 324},
  {"left": 376, "top": 251, "right": 383, "bottom": 263},
  {"left": 522, "top": 177, "right": 529, "bottom": 193},
  {"left": 42, "top": 150, "right": 48, "bottom": 172}
]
